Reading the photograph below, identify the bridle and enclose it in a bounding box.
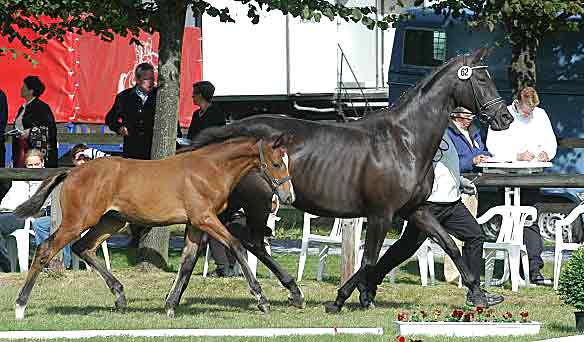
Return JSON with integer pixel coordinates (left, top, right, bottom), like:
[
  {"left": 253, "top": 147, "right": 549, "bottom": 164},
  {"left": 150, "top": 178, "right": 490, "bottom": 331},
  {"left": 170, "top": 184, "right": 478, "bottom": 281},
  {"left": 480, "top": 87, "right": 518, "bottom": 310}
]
[
  {"left": 460, "top": 56, "right": 506, "bottom": 125},
  {"left": 258, "top": 139, "right": 292, "bottom": 196}
]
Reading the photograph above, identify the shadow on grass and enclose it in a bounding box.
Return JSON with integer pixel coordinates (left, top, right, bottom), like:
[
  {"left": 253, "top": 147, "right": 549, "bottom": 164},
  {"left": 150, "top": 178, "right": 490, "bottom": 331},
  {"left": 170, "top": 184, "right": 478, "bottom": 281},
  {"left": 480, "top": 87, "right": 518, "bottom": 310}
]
[
  {"left": 47, "top": 302, "right": 241, "bottom": 316},
  {"left": 547, "top": 321, "right": 577, "bottom": 334}
]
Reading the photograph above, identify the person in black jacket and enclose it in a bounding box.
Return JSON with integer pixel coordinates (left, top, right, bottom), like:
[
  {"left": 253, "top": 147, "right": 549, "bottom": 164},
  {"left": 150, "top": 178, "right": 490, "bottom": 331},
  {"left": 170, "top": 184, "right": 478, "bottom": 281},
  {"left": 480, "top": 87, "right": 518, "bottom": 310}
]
[
  {"left": 0, "top": 89, "right": 7, "bottom": 168},
  {"left": 186, "top": 81, "right": 226, "bottom": 140},
  {"left": 187, "top": 81, "right": 235, "bottom": 277},
  {"left": 106, "top": 63, "right": 158, "bottom": 160},
  {"left": 12, "top": 76, "right": 58, "bottom": 168}
]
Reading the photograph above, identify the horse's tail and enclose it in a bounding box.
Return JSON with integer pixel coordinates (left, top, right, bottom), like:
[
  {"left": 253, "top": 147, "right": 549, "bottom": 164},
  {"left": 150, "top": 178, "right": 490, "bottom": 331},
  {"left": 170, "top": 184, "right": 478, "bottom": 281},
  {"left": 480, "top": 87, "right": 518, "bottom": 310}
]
[{"left": 14, "top": 170, "right": 69, "bottom": 218}]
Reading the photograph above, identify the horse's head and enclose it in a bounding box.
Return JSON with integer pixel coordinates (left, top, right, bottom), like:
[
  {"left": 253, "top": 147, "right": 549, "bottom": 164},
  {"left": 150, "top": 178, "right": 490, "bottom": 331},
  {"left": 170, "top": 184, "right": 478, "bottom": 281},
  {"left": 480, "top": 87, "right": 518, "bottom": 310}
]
[
  {"left": 259, "top": 134, "right": 296, "bottom": 205},
  {"left": 453, "top": 48, "right": 513, "bottom": 131}
]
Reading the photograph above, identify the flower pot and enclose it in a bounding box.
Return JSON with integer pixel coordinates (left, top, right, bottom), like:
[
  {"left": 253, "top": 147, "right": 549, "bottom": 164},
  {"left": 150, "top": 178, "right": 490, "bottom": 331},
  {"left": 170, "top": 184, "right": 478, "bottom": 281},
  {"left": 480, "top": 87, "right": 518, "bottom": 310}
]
[
  {"left": 394, "top": 321, "right": 541, "bottom": 337},
  {"left": 575, "top": 311, "right": 584, "bottom": 332}
]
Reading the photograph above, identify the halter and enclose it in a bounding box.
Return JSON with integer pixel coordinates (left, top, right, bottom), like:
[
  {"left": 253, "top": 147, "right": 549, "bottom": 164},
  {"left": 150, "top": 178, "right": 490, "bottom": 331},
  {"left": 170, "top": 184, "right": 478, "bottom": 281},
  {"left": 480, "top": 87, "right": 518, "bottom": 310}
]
[
  {"left": 458, "top": 55, "right": 506, "bottom": 125},
  {"left": 258, "top": 139, "right": 292, "bottom": 195}
]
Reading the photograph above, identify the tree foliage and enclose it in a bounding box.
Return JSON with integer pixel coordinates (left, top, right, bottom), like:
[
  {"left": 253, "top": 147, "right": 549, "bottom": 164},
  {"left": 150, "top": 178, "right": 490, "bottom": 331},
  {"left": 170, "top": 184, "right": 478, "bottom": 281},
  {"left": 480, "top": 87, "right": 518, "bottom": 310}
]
[
  {"left": 0, "top": 0, "right": 404, "bottom": 55},
  {"left": 430, "top": 0, "right": 584, "bottom": 93}
]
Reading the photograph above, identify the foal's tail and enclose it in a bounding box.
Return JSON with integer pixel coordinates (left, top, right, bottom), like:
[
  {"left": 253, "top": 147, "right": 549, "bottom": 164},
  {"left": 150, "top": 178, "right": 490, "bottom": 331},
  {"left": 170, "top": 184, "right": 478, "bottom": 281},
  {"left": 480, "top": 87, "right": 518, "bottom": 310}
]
[{"left": 14, "top": 170, "right": 69, "bottom": 218}]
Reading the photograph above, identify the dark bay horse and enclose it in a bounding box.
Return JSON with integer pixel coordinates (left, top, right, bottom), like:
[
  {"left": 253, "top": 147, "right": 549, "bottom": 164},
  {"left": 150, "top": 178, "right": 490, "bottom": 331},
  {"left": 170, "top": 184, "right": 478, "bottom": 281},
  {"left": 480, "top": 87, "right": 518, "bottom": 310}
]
[
  {"left": 12, "top": 125, "right": 295, "bottom": 320},
  {"left": 166, "top": 48, "right": 513, "bottom": 315}
]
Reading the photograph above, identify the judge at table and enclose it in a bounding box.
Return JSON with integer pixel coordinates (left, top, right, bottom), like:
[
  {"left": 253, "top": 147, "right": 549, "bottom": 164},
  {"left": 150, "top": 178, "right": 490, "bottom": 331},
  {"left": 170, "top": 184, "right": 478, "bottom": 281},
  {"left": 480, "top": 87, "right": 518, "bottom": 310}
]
[
  {"left": 486, "top": 86, "right": 556, "bottom": 162},
  {"left": 485, "top": 86, "right": 556, "bottom": 285}
]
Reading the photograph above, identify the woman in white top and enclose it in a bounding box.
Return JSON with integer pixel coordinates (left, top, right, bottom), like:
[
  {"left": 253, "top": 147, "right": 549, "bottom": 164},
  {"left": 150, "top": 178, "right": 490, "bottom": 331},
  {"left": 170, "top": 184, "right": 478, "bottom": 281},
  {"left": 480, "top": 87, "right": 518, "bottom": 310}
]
[
  {"left": 486, "top": 87, "right": 557, "bottom": 162},
  {"left": 486, "top": 87, "right": 552, "bottom": 284}
]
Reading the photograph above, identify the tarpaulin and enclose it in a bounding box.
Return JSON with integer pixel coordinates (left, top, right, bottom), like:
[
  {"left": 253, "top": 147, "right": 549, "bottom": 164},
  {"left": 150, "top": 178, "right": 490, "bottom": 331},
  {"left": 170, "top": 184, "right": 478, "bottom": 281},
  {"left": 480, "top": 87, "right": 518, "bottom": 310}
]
[{"left": 0, "top": 25, "right": 202, "bottom": 127}]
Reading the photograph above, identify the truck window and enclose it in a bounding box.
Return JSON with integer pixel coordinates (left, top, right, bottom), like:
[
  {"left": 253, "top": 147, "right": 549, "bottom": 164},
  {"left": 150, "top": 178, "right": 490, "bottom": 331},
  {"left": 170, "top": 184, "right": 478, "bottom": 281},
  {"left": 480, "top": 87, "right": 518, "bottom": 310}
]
[{"left": 403, "top": 29, "right": 446, "bottom": 67}]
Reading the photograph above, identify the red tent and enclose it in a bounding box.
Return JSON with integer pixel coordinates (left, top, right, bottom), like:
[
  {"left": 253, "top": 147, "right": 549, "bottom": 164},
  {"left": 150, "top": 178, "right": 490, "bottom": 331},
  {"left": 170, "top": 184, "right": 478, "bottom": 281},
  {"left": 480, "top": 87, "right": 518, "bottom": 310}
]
[{"left": 0, "top": 23, "right": 202, "bottom": 127}]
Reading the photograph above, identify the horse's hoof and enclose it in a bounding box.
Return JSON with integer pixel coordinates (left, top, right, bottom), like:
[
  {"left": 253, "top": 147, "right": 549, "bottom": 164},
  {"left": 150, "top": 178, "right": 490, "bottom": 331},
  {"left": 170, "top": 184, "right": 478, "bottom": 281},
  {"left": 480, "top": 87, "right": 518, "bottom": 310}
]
[
  {"left": 115, "top": 296, "right": 127, "bottom": 309},
  {"left": 324, "top": 302, "right": 342, "bottom": 314},
  {"left": 359, "top": 292, "right": 376, "bottom": 310},
  {"left": 288, "top": 295, "right": 305, "bottom": 309},
  {"left": 15, "top": 304, "right": 26, "bottom": 320},
  {"left": 257, "top": 302, "right": 270, "bottom": 314},
  {"left": 166, "top": 308, "right": 175, "bottom": 319},
  {"left": 360, "top": 301, "right": 375, "bottom": 310}
]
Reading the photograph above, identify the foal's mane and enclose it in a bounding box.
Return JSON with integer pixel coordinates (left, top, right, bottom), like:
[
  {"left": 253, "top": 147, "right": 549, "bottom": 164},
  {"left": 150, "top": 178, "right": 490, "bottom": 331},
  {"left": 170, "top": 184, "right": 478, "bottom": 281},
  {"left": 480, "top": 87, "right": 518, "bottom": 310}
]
[{"left": 179, "top": 123, "right": 280, "bottom": 153}]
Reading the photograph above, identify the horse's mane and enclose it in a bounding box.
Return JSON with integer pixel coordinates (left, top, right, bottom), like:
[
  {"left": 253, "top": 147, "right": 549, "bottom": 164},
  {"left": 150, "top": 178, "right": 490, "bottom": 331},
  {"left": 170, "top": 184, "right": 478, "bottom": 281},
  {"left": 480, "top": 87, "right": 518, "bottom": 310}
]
[
  {"left": 178, "top": 123, "right": 279, "bottom": 153},
  {"left": 393, "top": 55, "right": 461, "bottom": 111}
]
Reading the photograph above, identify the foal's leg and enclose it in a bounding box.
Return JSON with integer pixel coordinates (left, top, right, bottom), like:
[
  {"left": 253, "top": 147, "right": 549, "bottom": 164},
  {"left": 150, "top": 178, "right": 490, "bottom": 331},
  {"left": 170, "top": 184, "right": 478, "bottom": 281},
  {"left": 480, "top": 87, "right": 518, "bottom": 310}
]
[
  {"left": 15, "top": 223, "right": 85, "bottom": 320},
  {"left": 193, "top": 213, "right": 270, "bottom": 313},
  {"left": 164, "top": 224, "right": 205, "bottom": 318},
  {"left": 71, "top": 214, "right": 129, "bottom": 309},
  {"left": 324, "top": 215, "right": 392, "bottom": 313}
]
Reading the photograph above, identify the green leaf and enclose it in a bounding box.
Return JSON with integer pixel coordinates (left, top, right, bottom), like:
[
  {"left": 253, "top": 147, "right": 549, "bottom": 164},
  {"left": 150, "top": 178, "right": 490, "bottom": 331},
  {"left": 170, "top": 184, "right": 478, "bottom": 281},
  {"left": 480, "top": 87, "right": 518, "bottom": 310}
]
[
  {"left": 302, "top": 5, "right": 312, "bottom": 20},
  {"left": 351, "top": 8, "right": 363, "bottom": 21},
  {"left": 313, "top": 12, "right": 322, "bottom": 22},
  {"left": 377, "top": 21, "right": 389, "bottom": 30},
  {"left": 323, "top": 8, "right": 334, "bottom": 21},
  {"left": 414, "top": 0, "right": 424, "bottom": 7},
  {"left": 487, "top": 20, "right": 495, "bottom": 32},
  {"left": 502, "top": 1, "right": 512, "bottom": 16}
]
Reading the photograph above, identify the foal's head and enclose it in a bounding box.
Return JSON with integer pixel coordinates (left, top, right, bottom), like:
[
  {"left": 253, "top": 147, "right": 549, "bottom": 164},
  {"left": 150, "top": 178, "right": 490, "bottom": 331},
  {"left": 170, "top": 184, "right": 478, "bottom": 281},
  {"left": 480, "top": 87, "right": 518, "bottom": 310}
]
[
  {"left": 259, "top": 134, "right": 296, "bottom": 205},
  {"left": 452, "top": 48, "right": 513, "bottom": 131}
]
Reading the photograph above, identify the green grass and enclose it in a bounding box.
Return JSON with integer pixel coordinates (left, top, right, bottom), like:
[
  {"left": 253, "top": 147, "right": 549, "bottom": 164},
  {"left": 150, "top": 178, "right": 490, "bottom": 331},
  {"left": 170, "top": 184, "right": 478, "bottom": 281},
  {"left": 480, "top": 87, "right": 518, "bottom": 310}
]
[{"left": 0, "top": 248, "right": 579, "bottom": 342}]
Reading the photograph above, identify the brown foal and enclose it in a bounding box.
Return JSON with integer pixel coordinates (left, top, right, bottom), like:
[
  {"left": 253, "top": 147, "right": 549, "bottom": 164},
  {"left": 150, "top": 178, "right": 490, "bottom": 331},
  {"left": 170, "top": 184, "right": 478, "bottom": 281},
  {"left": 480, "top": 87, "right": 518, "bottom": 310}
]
[{"left": 13, "top": 126, "right": 295, "bottom": 320}]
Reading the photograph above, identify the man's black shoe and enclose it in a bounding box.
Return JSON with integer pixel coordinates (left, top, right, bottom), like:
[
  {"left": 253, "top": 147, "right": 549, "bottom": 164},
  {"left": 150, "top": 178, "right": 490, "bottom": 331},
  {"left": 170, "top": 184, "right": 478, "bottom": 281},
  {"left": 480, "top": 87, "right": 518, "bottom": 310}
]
[
  {"left": 466, "top": 289, "right": 504, "bottom": 307},
  {"left": 530, "top": 272, "right": 546, "bottom": 285}
]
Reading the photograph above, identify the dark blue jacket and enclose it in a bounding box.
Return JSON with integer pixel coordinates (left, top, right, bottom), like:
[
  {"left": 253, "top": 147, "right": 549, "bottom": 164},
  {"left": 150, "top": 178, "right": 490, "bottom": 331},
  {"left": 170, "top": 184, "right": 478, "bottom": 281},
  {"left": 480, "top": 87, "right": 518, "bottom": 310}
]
[{"left": 447, "top": 121, "right": 491, "bottom": 173}]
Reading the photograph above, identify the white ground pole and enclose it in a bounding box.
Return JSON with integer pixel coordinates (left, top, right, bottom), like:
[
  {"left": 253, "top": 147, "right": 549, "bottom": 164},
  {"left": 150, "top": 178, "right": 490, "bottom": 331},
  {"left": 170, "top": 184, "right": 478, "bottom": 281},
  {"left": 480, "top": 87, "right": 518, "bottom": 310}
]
[
  {"left": 536, "top": 336, "right": 584, "bottom": 342},
  {"left": 0, "top": 327, "right": 384, "bottom": 340}
]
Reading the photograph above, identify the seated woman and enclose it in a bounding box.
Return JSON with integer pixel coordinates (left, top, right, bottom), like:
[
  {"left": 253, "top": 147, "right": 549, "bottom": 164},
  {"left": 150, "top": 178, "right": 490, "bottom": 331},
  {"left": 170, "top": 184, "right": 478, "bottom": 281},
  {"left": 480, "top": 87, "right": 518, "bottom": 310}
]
[{"left": 0, "top": 150, "right": 71, "bottom": 271}]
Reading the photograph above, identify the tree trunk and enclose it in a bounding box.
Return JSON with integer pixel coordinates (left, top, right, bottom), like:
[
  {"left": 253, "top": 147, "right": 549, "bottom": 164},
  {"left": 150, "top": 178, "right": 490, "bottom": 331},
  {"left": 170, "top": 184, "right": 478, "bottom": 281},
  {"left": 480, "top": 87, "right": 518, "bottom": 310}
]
[
  {"left": 508, "top": 33, "right": 538, "bottom": 98},
  {"left": 136, "top": 1, "right": 187, "bottom": 271}
]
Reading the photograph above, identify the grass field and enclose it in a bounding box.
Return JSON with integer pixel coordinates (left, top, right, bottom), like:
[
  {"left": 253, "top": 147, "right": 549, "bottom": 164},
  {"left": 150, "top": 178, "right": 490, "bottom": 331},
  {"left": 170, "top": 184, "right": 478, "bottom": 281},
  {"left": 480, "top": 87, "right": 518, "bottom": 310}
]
[{"left": 0, "top": 244, "right": 579, "bottom": 342}]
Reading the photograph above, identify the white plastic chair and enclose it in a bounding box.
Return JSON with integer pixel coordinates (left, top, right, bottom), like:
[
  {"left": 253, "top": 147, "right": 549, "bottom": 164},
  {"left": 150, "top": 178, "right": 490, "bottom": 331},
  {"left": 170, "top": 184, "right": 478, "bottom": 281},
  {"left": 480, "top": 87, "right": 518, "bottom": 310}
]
[
  {"left": 297, "top": 213, "right": 365, "bottom": 282},
  {"left": 553, "top": 203, "right": 584, "bottom": 290},
  {"left": 478, "top": 205, "right": 537, "bottom": 292},
  {"left": 7, "top": 217, "right": 35, "bottom": 272}
]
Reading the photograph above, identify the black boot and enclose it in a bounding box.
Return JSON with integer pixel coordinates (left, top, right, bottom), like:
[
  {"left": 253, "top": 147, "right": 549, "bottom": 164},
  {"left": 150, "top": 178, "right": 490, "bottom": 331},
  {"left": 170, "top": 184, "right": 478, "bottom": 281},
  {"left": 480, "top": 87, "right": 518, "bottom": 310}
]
[{"left": 466, "top": 288, "right": 504, "bottom": 307}]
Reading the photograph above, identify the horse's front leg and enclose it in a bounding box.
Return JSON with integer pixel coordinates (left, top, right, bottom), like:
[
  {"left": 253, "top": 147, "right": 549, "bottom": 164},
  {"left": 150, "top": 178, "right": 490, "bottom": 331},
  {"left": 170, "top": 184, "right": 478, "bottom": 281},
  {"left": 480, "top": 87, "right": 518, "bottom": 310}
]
[
  {"left": 233, "top": 210, "right": 305, "bottom": 309},
  {"left": 356, "top": 215, "right": 393, "bottom": 309},
  {"left": 360, "top": 216, "right": 429, "bottom": 306},
  {"left": 164, "top": 224, "right": 205, "bottom": 318},
  {"left": 194, "top": 213, "right": 270, "bottom": 313},
  {"left": 325, "top": 214, "right": 390, "bottom": 314}
]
